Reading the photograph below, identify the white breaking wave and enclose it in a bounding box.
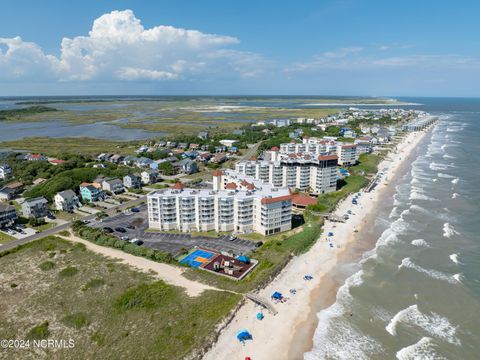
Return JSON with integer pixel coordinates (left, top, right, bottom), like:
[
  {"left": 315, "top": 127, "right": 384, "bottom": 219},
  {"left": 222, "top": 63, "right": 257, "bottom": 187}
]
[
  {"left": 451, "top": 178, "right": 459, "bottom": 184},
  {"left": 453, "top": 273, "right": 463, "bottom": 283},
  {"left": 429, "top": 162, "right": 452, "bottom": 171},
  {"left": 411, "top": 239, "right": 430, "bottom": 247},
  {"left": 396, "top": 337, "right": 447, "bottom": 360},
  {"left": 385, "top": 304, "right": 460, "bottom": 345},
  {"left": 449, "top": 253, "right": 461, "bottom": 265},
  {"left": 437, "top": 173, "right": 455, "bottom": 179},
  {"left": 452, "top": 193, "right": 459, "bottom": 199},
  {"left": 442, "top": 154, "right": 456, "bottom": 160},
  {"left": 409, "top": 191, "right": 435, "bottom": 201},
  {"left": 305, "top": 270, "right": 383, "bottom": 360},
  {"left": 398, "top": 258, "right": 459, "bottom": 284},
  {"left": 443, "top": 223, "right": 458, "bottom": 238}
]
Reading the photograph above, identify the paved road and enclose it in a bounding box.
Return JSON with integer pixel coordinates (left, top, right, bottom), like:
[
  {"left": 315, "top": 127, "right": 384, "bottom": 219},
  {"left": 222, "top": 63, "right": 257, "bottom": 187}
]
[
  {"left": 241, "top": 142, "right": 261, "bottom": 160},
  {"left": 0, "top": 196, "right": 147, "bottom": 253}
]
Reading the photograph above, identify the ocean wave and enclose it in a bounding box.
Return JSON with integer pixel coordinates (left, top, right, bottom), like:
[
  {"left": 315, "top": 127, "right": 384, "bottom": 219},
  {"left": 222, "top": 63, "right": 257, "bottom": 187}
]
[
  {"left": 443, "top": 223, "right": 458, "bottom": 238},
  {"left": 452, "top": 193, "right": 459, "bottom": 199},
  {"left": 451, "top": 178, "right": 459, "bottom": 184},
  {"left": 449, "top": 253, "right": 461, "bottom": 265},
  {"left": 437, "top": 172, "right": 455, "bottom": 179},
  {"left": 453, "top": 274, "right": 463, "bottom": 283},
  {"left": 429, "top": 162, "right": 453, "bottom": 171},
  {"left": 409, "top": 191, "right": 435, "bottom": 201},
  {"left": 389, "top": 206, "right": 399, "bottom": 219},
  {"left": 396, "top": 337, "right": 447, "bottom": 360},
  {"left": 442, "top": 154, "right": 456, "bottom": 160},
  {"left": 385, "top": 304, "right": 460, "bottom": 345},
  {"left": 411, "top": 239, "right": 430, "bottom": 247},
  {"left": 398, "top": 258, "right": 459, "bottom": 284}
]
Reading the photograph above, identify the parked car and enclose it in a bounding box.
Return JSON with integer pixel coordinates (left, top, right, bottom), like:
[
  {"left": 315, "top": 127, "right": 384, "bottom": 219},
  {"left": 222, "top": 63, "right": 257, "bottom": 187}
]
[
  {"left": 255, "top": 241, "right": 263, "bottom": 248},
  {"left": 103, "top": 227, "right": 114, "bottom": 233},
  {"left": 83, "top": 220, "right": 90, "bottom": 224},
  {"left": 47, "top": 214, "right": 56, "bottom": 220},
  {"left": 229, "top": 235, "right": 237, "bottom": 241},
  {"left": 115, "top": 227, "right": 126, "bottom": 233},
  {"left": 130, "top": 207, "right": 140, "bottom": 213},
  {"left": 120, "top": 236, "right": 130, "bottom": 241},
  {"left": 126, "top": 224, "right": 135, "bottom": 229},
  {"left": 134, "top": 240, "right": 144, "bottom": 246}
]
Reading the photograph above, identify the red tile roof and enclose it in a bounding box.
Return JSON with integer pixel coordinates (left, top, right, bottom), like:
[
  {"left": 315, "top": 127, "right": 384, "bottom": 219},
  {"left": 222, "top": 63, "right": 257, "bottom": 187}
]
[
  {"left": 212, "top": 170, "right": 224, "bottom": 177},
  {"left": 271, "top": 146, "right": 280, "bottom": 151},
  {"left": 172, "top": 182, "right": 185, "bottom": 190},
  {"left": 341, "top": 144, "right": 357, "bottom": 149},
  {"left": 318, "top": 154, "right": 338, "bottom": 161},
  {"left": 261, "top": 194, "right": 292, "bottom": 204},
  {"left": 292, "top": 194, "right": 317, "bottom": 207},
  {"left": 225, "top": 182, "right": 237, "bottom": 190}
]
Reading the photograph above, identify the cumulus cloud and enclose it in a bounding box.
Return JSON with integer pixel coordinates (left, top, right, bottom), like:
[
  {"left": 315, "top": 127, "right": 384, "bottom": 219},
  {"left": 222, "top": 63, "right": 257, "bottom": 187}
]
[{"left": 0, "top": 9, "right": 267, "bottom": 82}]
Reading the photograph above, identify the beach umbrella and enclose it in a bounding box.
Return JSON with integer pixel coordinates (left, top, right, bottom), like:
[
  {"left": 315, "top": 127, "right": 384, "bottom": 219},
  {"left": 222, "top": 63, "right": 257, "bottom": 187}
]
[
  {"left": 236, "top": 329, "right": 252, "bottom": 342},
  {"left": 237, "top": 255, "right": 250, "bottom": 264},
  {"left": 256, "top": 312, "right": 264, "bottom": 320},
  {"left": 271, "top": 291, "right": 283, "bottom": 300}
]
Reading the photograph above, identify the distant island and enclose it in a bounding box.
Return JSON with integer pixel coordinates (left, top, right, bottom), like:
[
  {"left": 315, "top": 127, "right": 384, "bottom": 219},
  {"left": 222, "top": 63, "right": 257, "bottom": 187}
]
[{"left": 0, "top": 105, "right": 58, "bottom": 120}]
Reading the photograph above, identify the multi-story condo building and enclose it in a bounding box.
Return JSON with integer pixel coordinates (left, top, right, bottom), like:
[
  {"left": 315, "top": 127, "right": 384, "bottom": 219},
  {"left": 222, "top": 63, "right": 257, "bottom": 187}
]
[
  {"left": 336, "top": 144, "right": 358, "bottom": 166},
  {"left": 148, "top": 180, "right": 292, "bottom": 236},
  {"left": 0, "top": 204, "right": 17, "bottom": 228},
  {"left": 235, "top": 152, "right": 338, "bottom": 195}
]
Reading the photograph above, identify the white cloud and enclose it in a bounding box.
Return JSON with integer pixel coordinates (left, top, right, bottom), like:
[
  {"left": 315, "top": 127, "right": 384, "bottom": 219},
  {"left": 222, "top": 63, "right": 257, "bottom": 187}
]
[{"left": 0, "top": 9, "right": 267, "bottom": 82}]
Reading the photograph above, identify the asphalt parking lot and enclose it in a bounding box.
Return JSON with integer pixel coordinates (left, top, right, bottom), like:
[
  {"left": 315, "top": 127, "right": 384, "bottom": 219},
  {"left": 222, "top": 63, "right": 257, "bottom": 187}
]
[{"left": 90, "top": 204, "right": 257, "bottom": 256}]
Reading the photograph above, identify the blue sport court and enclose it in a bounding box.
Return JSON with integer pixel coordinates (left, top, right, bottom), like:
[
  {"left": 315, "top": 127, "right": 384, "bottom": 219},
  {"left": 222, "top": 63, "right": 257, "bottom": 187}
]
[{"left": 180, "top": 249, "right": 216, "bottom": 268}]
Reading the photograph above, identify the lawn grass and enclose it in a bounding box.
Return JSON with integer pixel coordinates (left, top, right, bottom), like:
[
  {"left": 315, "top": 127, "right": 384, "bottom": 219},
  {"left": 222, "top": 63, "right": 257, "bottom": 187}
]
[
  {"left": 0, "top": 231, "right": 15, "bottom": 244},
  {"left": 0, "top": 236, "right": 241, "bottom": 360}
]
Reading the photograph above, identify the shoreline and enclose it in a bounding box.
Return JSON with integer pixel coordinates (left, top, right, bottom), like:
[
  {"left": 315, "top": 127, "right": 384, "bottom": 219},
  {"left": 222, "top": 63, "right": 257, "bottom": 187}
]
[{"left": 203, "top": 126, "right": 434, "bottom": 360}]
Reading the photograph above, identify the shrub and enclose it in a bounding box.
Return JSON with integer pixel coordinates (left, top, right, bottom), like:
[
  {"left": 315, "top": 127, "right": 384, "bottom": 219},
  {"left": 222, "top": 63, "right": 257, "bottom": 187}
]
[
  {"left": 59, "top": 266, "right": 78, "bottom": 278},
  {"left": 26, "top": 321, "right": 50, "bottom": 340},
  {"left": 62, "top": 313, "right": 89, "bottom": 329},
  {"left": 39, "top": 261, "right": 55, "bottom": 271}
]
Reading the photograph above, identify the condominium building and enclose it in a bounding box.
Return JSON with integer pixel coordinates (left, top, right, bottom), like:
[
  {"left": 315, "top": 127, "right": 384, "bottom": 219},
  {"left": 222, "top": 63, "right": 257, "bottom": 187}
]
[
  {"left": 234, "top": 152, "right": 338, "bottom": 195},
  {"left": 336, "top": 144, "right": 358, "bottom": 166},
  {"left": 148, "top": 180, "right": 292, "bottom": 236}
]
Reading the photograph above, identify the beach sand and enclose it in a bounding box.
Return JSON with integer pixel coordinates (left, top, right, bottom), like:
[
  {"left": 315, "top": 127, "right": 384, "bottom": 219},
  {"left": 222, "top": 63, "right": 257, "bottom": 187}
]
[{"left": 203, "top": 128, "right": 432, "bottom": 360}]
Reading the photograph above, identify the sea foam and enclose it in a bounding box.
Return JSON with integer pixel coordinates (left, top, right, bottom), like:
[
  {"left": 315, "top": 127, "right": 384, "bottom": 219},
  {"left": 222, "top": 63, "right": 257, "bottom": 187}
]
[
  {"left": 398, "top": 258, "right": 458, "bottom": 284},
  {"left": 396, "top": 337, "right": 446, "bottom": 360},
  {"left": 443, "top": 223, "right": 458, "bottom": 238},
  {"left": 411, "top": 239, "right": 429, "bottom": 247},
  {"left": 449, "top": 253, "right": 461, "bottom": 265},
  {"left": 385, "top": 304, "right": 460, "bottom": 345}
]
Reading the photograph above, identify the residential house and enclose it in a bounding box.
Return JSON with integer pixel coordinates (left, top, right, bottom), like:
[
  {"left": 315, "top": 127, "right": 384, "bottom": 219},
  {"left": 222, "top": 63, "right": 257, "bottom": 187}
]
[
  {"left": 109, "top": 154, "right": 124, "bottom": 164},
  {"left": 141, "top": 169, "right": 159, "bottom": 185},
  {"left": 0, "top": 187, "right": 15, "bottom": 201},
  {"left": 26, "top": 154, "right": 47, "bottom": 161},
  {"left": 0, "top": 204, "right": 17, "bottom": 228},
  {"left": 97, "top": 153, "right": 109, "bottom": 161},
  {"left": 198, "top": 152, "right": 212, "bottom": 163},
  {"left": 3, "top": 182, "right": 23, "bottom": 196},
  {"left": 215, "top": 146, "right": 227, "bottom": 153},
  {"left": 158, "top": 141, "right": 167, "bottom": 147},
  {"left": 80, "top": 183, "right": 105, "bottom": 203},
  {"left": 189, "top": 143, "right": 200, "bottom": 150},
  {"left": 134, "top": 157, "right": 154, "bottom": 168},
  {"left": 178, "top": 142, "right": 189, "bottom": 149},
  {"left": 122, "top": 156, "right": 138, "bottom": 166},
  {"left": 0, "top": 164, "right": 12, "bottom": 180},
  {"left": 123, "top": 173, "right": 142, "bottom": 189},
  {"left": 22, "top": 197, "right": 49, "bottom": 218},
  {"left": 178, "top": 159, "right": 198, "bottom": 174},
  {"left": 212, "top": 153, "right": 228, "bottom": 164},
  {"left": 232, "top": 129, "right": 245, "bottom": 136},
  {"left": 102, "top": 178, "right": 124, "bottom": 194},
  {"left": 198, "top": 131, "right": 209, "bottom": 140},
  {"left": 48, "top": 159, "right": 66, "bottom": 166},
  {"left": 219, "top": 139, "right": 237, "bottom": 148},
  {"left": 54, "top": 190, "right": 81, "bottom": 212}
]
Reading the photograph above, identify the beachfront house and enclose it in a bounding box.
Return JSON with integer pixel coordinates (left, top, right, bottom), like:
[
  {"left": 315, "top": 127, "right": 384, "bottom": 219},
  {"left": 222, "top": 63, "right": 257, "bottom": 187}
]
[
  {"left": 54, "top": 190, "right": 81, "bottom": 212},
  {"left": 0, "top": 164, "right": 12, "bottom": 180},
  {"left": 80, "top": 183, "right": 105, "bottom": 203},
  {"left": 198, "top": 131, "right": 209, "bottom": 140},
  {"left": 22, "top": 197, "right": 49, "bottom": 218},
  {"left": 123, "top": 173, "right": 142, "bottom": 189},
  {"left": 0, "top": 204, "right": 17, "bottom": 228}
]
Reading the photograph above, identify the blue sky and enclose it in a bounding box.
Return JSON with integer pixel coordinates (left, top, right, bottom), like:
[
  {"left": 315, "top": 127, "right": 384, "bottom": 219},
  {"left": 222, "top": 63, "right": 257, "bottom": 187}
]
[{"left": 0, "top": 0, "right": 478, "bottom": 96}]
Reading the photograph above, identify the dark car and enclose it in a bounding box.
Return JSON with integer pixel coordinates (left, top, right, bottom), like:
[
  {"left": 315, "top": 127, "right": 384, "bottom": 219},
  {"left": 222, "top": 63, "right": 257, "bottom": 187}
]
[
  {"left": 115, "top": 227, "right": 126, "bottom": 233},
  {"left": 134, "top": 240, "right": 144, "bottom": 246},
  {"left": 126, "top": 224, "right": 135, "bottom": 229},
  {"left": 130, "top": 207, "right": 140, "bottom": 213},
  {"left": 255, "top": 241, "right": 264, "bottom": 248},
  {"left": 47, "top": 214, "right": 56, "bottom": 220},
  {"left": 102, "top": 227, "right": 114, "bottom": 233}
]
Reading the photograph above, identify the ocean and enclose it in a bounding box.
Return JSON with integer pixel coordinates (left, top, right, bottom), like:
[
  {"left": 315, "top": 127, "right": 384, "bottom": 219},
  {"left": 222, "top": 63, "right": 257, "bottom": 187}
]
[{"left": 305, "top": 98, "right": 480, "bottom": 360}]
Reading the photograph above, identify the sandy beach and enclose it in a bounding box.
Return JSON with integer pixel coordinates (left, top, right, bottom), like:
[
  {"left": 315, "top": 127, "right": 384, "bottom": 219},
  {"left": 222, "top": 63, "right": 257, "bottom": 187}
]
[{"left": 203, "top": 128, "right": 432, "bottom": 360}]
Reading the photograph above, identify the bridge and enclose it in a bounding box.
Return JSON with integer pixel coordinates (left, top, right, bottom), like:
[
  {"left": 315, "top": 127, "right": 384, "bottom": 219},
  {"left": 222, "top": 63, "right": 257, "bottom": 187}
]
[{"left": 245, "top": 293, "right": 278, "bottom": 315}]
